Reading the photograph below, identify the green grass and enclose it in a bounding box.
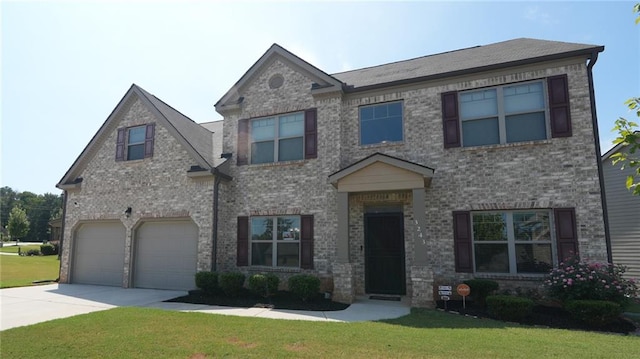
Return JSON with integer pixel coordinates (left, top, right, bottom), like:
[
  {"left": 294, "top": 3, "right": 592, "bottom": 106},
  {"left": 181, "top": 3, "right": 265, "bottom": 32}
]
[
  {"left": 0, "top": 245, "right": 42, "bottom": 253},
  {"left": 0, "top": 254, "right": 59, "bottom": 288},
  {"left": 1, "top": 307, "right": 637, "bottom": 358}
]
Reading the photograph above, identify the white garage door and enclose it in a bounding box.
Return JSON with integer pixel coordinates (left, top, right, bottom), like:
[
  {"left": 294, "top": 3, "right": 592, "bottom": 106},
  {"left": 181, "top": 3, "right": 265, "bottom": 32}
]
[
  {"left": 73, "top": 222, "right": 125, "bottom": 286},
  {"left": 134, "top": 221, "right": 198, "bottom": 291}
]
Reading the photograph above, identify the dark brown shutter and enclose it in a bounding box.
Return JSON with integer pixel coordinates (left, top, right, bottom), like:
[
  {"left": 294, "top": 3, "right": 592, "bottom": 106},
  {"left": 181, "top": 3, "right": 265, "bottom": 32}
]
[
  {"left": 115, "top": 128, "right": 126, "bottom": 161},
  {"left": 300, "top": 215, "right": 314, "bottom": 269},
  {"left": 548, "top": 75, "right": 572, "bottom": 138},
  {"left": 237, "top": 216, "right": 249, "bottom": 266},
  {"left": 554, "top": 208, "right": 578, "bottom": 262},
  {"left": 304, "top": 109, "right": 317, "bottom": 159},
  {"left": 442, "top": 91, "right": 461, "bottom": 148},
  {"left": 453, "top": 211, "right": 473, "bottom": 273},
  {"left": 144, "top": 123, "right": 155, "bottom": 158},
  {"left": 237, "top": 119, "right": 249, "bottom": 166}
]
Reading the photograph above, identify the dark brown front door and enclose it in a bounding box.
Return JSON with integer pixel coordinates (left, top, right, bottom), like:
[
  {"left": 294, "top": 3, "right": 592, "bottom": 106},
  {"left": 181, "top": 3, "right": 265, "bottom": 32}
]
[{"left": 364, "top": 213, "right": 406, "bottom": 295}]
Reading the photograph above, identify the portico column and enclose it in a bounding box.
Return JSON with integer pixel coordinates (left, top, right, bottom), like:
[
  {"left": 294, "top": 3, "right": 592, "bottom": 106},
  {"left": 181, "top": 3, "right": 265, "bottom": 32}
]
[
  {"left": 412, "top": 187, "right": 428, "bottom": 265},
  {"left": 336, "top": 191, "right": 349, "bottom": 262}
]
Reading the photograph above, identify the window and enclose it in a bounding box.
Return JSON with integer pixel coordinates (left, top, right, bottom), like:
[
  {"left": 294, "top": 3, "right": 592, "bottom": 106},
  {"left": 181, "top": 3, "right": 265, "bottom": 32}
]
[
  {"left": 250, "top": 113, "right": 304, "bottom": 164},
  {"left": 359, "top": 101, "right": 403, "bottom": 145},
  {"left": 472, "top": 211, "right": 553, "bottom": 274},
  {"left": 115, "top": 123, "right": 155, "bottom": 162},
  {"left": 459, "top": 81, "right": 547, "bottom": 147},
  {"left": 127, "top": 126, "right": 146, "bottom": 160},
  {"left": 250, "top": 216, "right": 300, "bottom": 267}
]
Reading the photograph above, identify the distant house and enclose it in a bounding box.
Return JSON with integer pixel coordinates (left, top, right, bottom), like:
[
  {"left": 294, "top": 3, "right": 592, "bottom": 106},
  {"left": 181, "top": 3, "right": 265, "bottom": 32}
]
[
  {"left": 57, "top": 38, "right": 610, "bottom": 306},
  {"left": 48, "top": 218, "right": 62, "bottom": 242},
  {"left": 602, "top": 141, "right": 640, "bottom": 281}
]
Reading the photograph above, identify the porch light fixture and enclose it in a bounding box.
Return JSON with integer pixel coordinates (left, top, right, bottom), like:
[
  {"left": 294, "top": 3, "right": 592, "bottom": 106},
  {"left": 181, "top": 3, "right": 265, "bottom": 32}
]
[{"left": 124, "top": 207, "right": 132, "bottom": 218}]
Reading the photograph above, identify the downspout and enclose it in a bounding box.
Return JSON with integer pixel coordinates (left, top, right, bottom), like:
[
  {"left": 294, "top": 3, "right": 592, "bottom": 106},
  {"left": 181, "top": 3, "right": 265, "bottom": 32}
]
[
  {"left": 211, "top": 169, "right": 221, "bottom": 272},
  {"left": 58, "top": 191, "right": 68, "bottom": 277},
  {"left": 587, "top": 50, "right": 613, "bottom": 263}
]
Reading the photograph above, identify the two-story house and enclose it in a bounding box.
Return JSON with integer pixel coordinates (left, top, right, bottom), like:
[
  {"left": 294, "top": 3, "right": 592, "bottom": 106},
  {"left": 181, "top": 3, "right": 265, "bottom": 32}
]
[{"left": 57, "top": 38, "right": 608, "bottom": 307}]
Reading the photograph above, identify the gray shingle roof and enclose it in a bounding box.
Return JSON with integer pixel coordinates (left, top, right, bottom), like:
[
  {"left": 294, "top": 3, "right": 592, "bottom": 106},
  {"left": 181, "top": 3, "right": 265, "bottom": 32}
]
[
  {"left": 332, "top": 38, "right": 603, "bottom": 89},
  {"left": 136, "top": 85, "right": 217, "bottom": 168}
]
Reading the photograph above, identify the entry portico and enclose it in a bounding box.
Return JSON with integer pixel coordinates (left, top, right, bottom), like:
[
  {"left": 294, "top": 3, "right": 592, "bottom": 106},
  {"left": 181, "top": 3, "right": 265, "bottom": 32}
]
[{"left": 328, "top": 153, "right": 435, "bottom": 306}]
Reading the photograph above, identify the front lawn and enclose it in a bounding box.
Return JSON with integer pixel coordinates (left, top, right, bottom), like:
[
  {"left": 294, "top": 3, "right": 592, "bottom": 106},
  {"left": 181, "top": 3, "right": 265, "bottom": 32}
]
[
  {"left": 1, "top": 307, "right": 638, "bottom": 358},
  {"left": 0, "top": 255, "right": 59, "bottom": 288}
]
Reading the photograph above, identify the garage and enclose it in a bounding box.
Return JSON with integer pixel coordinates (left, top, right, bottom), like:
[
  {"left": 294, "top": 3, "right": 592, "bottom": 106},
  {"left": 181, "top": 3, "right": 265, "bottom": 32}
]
[
  {"left": 133, "top": 220, "right": 198, "bottom": 291},
  {"left": 72, "top": 222, "right": 126, "bottom": 286}
]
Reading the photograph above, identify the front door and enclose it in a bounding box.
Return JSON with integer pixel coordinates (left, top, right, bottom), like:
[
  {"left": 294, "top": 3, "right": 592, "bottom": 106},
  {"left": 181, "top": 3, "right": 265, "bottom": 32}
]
[{"left": 364, "top": 213, "right": 406, "bottom": 295}]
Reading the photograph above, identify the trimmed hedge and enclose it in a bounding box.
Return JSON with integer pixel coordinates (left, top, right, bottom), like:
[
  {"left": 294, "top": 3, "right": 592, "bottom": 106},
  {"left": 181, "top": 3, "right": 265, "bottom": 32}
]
[
  {"left": 464, "top": 279, "right": 499, "bottom": 306},
  {"left": 248, "top": 273, "right": 279, "bottom": 298},
  {"left": 195, "top": 271, "right": 218, "bottom": 294},
  {"left": 565, "top": 300, "right": 622, "bottom": 326},
  {"left": 40, "top": 243, "right": 57, "bottom": 256},
  {"left": 218, "top": 272, "right": 246, "bottom": 297},
  {"left": 486, "top": 295, "right": 534, "bottom": 322},
  {"left": 288, "top": 274, "right": 320, "bottom": 302}
]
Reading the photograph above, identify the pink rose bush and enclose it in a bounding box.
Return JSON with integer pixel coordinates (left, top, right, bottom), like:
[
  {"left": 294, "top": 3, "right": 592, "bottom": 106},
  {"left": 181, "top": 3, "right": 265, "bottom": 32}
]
[{"left": 544, "top": 256, "right": 638, "bottom": 307}]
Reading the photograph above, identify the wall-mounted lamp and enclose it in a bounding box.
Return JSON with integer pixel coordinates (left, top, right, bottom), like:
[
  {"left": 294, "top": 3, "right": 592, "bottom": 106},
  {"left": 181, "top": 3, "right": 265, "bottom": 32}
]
[
  {"left": 124, "top": 207, "right": 132, "bottom": 218},
  {"left": 220, "top": 153, "right": 233, "bottom": 159}
]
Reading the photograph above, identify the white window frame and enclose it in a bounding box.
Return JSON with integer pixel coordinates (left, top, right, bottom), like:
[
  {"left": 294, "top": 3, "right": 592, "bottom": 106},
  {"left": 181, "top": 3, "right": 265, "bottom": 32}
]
[
  {"left": 459, "top": 80, "right": 550, "bottom": 147},
  {"left": 359, "top": 100, "right": 404, "bottom": 146},
  {"left": 250, "top": 113, "right": 304, "bottom": 164},
  {"left": 471, "top": 210, "right": 557, "bottom": 275},
  {"left": 127, "top": 125, "right": 146, "bottom": 161},
  {"left": 250, "top": 216, "right": 301, "bottom": 268}
]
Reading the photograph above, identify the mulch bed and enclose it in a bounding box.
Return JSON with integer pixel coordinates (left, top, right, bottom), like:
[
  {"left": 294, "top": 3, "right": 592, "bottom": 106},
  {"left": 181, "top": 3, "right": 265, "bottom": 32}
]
[
  {"left": 436, "top": 300, "right": 638, "bottom": 335},
  {"left": 165, "top": 289, "right": 350, "bottom": 311}
]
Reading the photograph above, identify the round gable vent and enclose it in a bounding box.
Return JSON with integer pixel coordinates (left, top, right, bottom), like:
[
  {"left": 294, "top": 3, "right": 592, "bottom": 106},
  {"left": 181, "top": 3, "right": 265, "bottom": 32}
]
[{"left": 268, "top": 74, "right": 284, "bottom": 89}]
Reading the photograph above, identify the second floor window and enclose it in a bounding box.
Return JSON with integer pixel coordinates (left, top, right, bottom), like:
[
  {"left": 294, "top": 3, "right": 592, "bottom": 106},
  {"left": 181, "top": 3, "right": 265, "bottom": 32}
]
[
  {"left": 359, "top": 101, "right": 403, "bottom": 145},
  {"left": 251, "top": 113, "right": 304, "bottom": 164},
  {"left": 460, "top": 81, "right": 547, "bottom": 147},
  {"left": 127, "top": 126, "right": 146, "bottom": 160}
]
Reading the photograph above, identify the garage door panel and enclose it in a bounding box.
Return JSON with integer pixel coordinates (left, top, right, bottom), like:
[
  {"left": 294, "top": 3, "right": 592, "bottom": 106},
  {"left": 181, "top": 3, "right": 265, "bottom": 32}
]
[
  {"left": 134, "top": 221, "right": 198, "bottom": 291},
  {"left": 73, "top": 222, "right": 125, "bottom": 286}
]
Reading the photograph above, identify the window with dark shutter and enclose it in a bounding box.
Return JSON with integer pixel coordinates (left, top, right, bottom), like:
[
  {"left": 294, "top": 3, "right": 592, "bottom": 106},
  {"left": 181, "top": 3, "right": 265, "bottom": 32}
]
[
  {"left": 237, "top": 216, "right": 249, "bottom": 266},
  {"left": 300, "top": 214, "right": 314, "bottom": 269},
  {"left": 442, "top": 91, "right": 461, "bottom": 148},
  {"left": 304, "top": 109, "right": 317, "bottom": 159},
  {"left": 548, "top": 74, "right": 572, "bottom": 138},
  {"left": 115, "top": 128, "right": 126, "bottom": 161},
  {"left": 237, "top": 119, "right": 249, "bottom": 166},
  {"left": 554, "top": 208, "right": 578, "bottom": 262},
  {"left": 453, "top": 211, "right": 473, "bottom": 273},
  {"left": 144, "top": 123, "right": 155, "bottom": 158}
]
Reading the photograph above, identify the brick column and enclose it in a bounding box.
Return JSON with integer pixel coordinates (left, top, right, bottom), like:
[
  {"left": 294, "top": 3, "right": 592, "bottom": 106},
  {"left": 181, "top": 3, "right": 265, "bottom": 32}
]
[{"left": 411, "top": 265, "right": 435, "bottom": 308}]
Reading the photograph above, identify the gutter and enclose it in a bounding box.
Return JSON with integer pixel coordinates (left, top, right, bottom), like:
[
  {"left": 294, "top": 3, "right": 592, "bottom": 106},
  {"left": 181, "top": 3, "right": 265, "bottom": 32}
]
[
  {"left": 58, "top": 190, "right": 68, "bottom": 276},
  {"left": 587, "top": 49, "right": 613, "bottom": 263},
  {"left": 211, "top": 169, "right": 221, "bottom": 272}
]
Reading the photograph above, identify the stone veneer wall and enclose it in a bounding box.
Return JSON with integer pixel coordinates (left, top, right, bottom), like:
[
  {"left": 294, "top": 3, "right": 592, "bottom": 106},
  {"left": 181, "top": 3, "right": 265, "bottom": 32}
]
[
  {"left": 60, "top": 97, "right": 215, "bottom": 286},
  {"left": 218, "top": 57, "right": 607, "bottom": 305}
]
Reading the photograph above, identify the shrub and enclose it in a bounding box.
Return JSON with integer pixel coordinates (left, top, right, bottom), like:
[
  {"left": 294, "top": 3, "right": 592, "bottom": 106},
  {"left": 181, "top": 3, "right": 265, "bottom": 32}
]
[
  {"left": 486, "top": 295, "right": 534, "bottom": 322},
  {"left": 25, "top": 249, "right": 41, "bottom": 256},
  {"left": 40, "top": 243, "right": 57, "bottom": 256},
  {"left": 218, "top": 272, "right": 245, "bottom": 297},
  {"left": 464, "top": 279, "right": 499, "bottom": 306},
  {"left": 248, "top": 273, "right": 279, "bottom": 298},
  {"left": 565, "top": 300, "right": 622, "bottom": 326},
  {"left": 195, "top": 271, "right": 218, "bottom": 294},
  {"left": 544, "top": 256, "right": 638, "bottom": 307},
  {"left": 49, "top": 240, "right": 60, "bottom": 254},
  {"left": 288, "top": 274, "right": 320, "bottom": 302}
]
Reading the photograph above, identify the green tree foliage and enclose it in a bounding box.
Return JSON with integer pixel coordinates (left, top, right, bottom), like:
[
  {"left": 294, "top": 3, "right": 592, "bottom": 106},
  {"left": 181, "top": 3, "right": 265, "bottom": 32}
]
[
  {"left": 0, "top": 186, "right": 62, "bottom": 242},
  {"left": 611, "top": 5, "right": 640, "bottom": 195},
  {"left": 7, "top": 206, "right": 30, "bottom": 241}
]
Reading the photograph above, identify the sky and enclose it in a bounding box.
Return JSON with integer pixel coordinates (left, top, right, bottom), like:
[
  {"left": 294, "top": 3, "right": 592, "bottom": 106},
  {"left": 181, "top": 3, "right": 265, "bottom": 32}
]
[{"left": 2, "top": 1, "right": 639, "bottom": 195}]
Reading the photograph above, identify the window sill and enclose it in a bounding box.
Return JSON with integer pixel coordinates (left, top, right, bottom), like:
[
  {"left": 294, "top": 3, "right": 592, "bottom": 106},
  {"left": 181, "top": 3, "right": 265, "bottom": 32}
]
[
  {"left": 474, "top": 273, "right": 546, "bottom": 281},
  {"left": 248, "top": 266, "right": 301, "bottom": 273},
  {"left": 246, "top": 159, "right": 307, "bottom": 169},
  {"left": 460, "top": 139, "right": 553, "bottom": 152},
  {"left": 359, "top": 141, "right": 404, "bottom": 149}
]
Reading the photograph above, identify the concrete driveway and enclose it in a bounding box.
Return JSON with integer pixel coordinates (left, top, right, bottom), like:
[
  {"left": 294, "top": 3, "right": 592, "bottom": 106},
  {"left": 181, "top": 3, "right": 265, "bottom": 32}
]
[{"left": 1, "top": 284, "right": 185, "bottom": 331}]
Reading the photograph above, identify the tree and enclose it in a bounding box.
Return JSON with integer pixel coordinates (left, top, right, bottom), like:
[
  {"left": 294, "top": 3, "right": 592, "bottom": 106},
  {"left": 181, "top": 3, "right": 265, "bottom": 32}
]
[
  {"left": 7, "top": 206, "right": 30, "bottom": 242},
  {"left": 611, "top": 4, "right": 640, "bottom": 195}
]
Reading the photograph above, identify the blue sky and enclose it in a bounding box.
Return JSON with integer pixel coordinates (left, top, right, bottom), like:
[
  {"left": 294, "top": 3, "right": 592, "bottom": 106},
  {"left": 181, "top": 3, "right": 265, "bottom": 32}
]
[{"left": 2, "top": 1, "right": 639, "bottom": 195}]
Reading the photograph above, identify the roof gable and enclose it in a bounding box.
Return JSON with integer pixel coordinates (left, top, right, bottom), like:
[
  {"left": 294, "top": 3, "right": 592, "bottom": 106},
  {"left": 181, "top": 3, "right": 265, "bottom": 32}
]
[
  {"left": 58, "top": 84, "right": 218, "bottom": 188},
  {"left": 215, "top": 44, "right": 344, "bottom": 112}
]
